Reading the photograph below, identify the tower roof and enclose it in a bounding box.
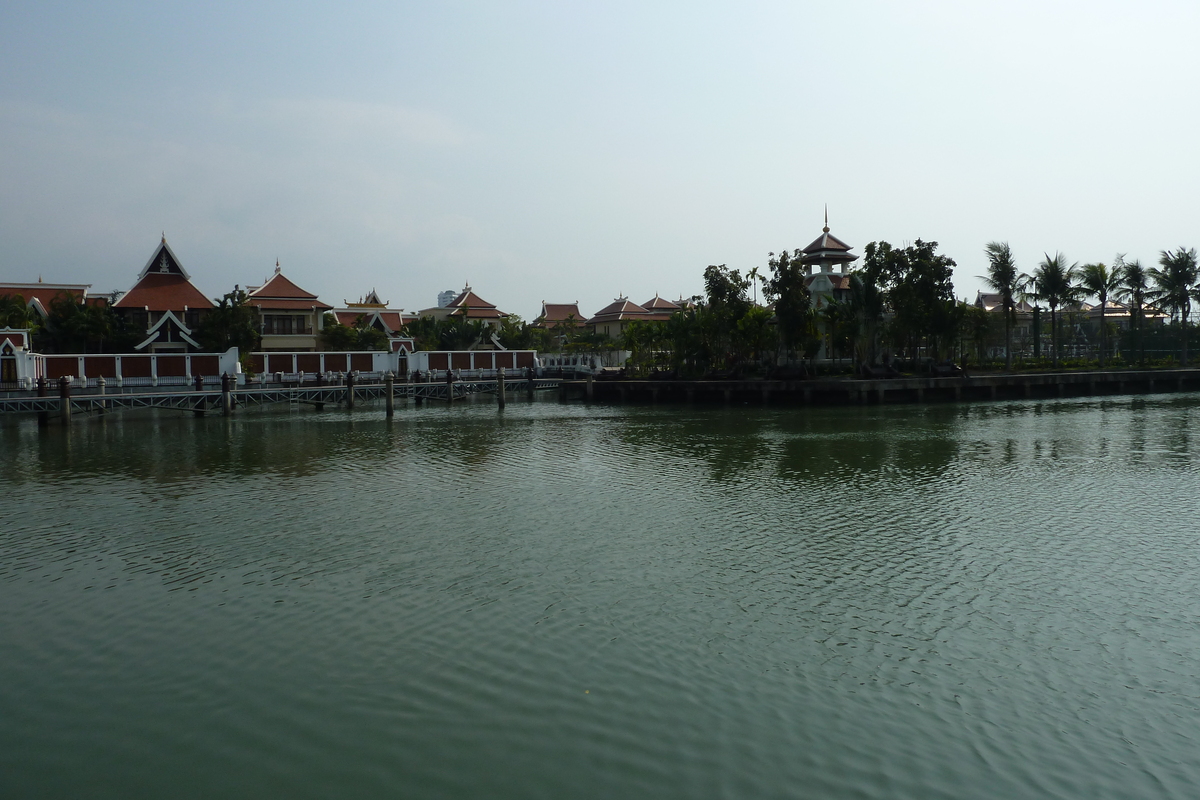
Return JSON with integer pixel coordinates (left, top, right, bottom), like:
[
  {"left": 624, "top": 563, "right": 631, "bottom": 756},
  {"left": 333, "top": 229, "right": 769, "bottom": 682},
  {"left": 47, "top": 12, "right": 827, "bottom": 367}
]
[{"left": 113, "top": 237, "right": 213, "bottom": 311}]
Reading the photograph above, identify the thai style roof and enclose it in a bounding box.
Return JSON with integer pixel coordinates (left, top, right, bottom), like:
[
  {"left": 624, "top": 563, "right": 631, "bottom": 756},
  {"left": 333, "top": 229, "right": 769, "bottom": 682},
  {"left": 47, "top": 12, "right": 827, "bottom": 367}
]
[
  {"left": 114, "top": 237, "right": 214, "bottom": 312},
  {"left": 247, "top": 265, "right": 332, "bottom": 312},
  {"left": 0, "top": 281, "right": 94, "bottom": 318},
  {"left": 113, "top": 272, "right": 213, "bottom": 312},
  {"left": 801, "top": 230, "right": 855, "bottom": 256},
  {"left": 345, "top": 289, "right": 388, "bottom": 308},
  {"left": 446, "top": 284, "right": 509, "bottom": 319},
  {"left": 333, "top": 309, "right": 409, "bottom": 333},
  {"left": 534, "top": 302, "right": 586, "bottom": 328},
  {"left": 800, "top": 211, "right": 859, "bottom": 267},
  {"left": 587, "top": 297, "right": 650, "bottom": 325}
]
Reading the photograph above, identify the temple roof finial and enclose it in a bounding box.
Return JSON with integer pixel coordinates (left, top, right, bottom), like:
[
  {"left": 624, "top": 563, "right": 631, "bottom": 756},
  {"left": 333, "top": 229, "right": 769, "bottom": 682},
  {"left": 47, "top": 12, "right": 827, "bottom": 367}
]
[
  {"left": 161, "top": 231, "right": 166, "bottom": 243},
  {"left": 275, "top": 259, "right": 281, "bottom": 274},
  {"left": 823, "top": 205, "right": 829, "bottom": 233}
]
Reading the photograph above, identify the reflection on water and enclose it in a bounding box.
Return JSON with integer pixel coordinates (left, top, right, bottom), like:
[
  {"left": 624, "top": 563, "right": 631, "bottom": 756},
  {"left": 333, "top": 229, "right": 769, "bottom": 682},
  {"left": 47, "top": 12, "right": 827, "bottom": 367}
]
[{"left": 3, "top": 395, "right": 1200, "bottom": 799}]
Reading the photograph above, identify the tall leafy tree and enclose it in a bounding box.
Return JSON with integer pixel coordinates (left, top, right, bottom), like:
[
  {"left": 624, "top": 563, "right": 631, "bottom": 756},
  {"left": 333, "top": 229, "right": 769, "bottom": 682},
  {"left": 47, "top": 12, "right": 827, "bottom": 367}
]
[
  {"left": 1078, "top": 260, "right": 1123, "bottom": 367},
  {"left": 862, "top": 239, "right": 957, "bottom": 361},
  {"left": 764, "top": 249, "right": 812, "bottom": 363},
  {"left": 1149, "top": 247, "right": 1199, "bottom": 366},
  {"left": 979, "top": 241, "right": 1018, "bottom": 369},
  {"left": 1033, "top": 253, "right": 1079, "bottom": 367},
  {"left": 702, "top": 264, "right": 751, "bottom": 368},
  {"left": 1115, "top": 256, "right": 1149, "bottom": 366},
  {"left": 196, "top": 288, "right": 259, "bottom": 353},
  {"left": 845, "top": 271, "right": 885, "bottom": 368}
]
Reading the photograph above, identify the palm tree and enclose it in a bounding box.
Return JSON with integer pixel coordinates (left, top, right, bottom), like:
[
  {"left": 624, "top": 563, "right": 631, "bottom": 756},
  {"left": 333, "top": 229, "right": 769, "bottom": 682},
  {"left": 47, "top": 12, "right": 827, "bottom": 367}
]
[
  {"left": 1149, "top": 247, "right": 1199, "bottom": 366},
  {"left": 979, "top": 241, "right": 1018, "bottom": 370},
  {"left": 1017, "top": 272, "right": 1041, "bottom": 360},
  {"left": 748, "top": 266, "right": 761, "bottom": 305},
  {"left": 1033, "top": 253, "right": 1080, "bottom": 367},
  {"left": 0, "top": 293, "right": 35, "bottom": 329},
  {"left": 1116, "top": 256, "right": 1149, "bottom": 366},
  {"left": 1078, "top": 261, "right": 1123, "bottom": 367}
]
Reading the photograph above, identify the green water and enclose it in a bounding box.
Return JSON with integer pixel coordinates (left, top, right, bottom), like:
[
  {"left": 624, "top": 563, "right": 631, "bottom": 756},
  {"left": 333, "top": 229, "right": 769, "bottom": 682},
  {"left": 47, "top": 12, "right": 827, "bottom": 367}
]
[{"left": 2, "top": 396, "right": 1200, "bottom": 799}]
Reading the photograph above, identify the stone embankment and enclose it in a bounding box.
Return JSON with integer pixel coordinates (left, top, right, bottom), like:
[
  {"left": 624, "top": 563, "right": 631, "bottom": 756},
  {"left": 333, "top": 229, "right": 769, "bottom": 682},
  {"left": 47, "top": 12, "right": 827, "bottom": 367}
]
[{"left": 562, "top": 368, "right": 1200, "bottom": 405}]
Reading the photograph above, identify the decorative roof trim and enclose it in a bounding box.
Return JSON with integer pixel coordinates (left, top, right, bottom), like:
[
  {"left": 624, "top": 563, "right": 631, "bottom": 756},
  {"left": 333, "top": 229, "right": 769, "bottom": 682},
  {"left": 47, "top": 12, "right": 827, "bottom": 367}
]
[{"left": 137, "top": 238, "right": 190, "bottom": 281}]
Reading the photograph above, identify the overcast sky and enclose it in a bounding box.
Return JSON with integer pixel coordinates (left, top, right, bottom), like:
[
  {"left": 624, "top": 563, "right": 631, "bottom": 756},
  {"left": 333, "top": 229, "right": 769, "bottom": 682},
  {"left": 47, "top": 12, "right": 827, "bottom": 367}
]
[{"left": 2, "top": 1, "right": 1198, "bottom": 319}]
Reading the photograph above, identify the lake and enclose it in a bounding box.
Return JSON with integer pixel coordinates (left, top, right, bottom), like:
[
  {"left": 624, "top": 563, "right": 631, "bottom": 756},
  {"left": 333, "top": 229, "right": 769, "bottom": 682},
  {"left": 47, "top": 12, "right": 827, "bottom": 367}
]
[{"left": 2, "top": 394, "right": 1199, "bottom": 798}]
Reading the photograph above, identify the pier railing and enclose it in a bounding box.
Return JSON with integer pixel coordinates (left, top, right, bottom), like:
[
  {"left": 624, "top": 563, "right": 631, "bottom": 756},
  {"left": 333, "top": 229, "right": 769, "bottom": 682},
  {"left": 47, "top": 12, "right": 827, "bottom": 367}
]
[{"left": 0, "top": 376, "right": 562, "bottom": 417}]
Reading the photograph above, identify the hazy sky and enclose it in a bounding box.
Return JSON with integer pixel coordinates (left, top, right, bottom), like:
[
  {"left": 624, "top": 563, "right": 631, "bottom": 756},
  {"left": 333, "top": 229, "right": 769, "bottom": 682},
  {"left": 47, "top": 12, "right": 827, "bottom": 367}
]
[{"left": 2, "top": 1, "right": 1198, "bottom": 320}]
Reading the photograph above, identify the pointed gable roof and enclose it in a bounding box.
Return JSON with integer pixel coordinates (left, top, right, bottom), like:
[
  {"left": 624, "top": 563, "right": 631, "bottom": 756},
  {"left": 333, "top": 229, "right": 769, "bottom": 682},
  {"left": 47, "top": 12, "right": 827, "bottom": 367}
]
[
  {"left": 136, "top": 236, "right": 190, "bottom": 279},
  {"left": 447, "top": 284, "right": 508, "bottom": 319},
  {"left": 247, "top": 265, "right": 332, "bottom": 311},
  {"left": 449, "top": 287, "right": 497, "bottom": 310},
  {"left": 114, "top": 237, "right": 213, "bottom": 311}
]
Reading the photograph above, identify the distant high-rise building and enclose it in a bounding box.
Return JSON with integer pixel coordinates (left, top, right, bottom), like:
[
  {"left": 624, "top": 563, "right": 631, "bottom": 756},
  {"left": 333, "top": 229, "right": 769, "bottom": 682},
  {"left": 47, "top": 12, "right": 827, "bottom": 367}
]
[{"left": 437, "top": 289, "right": 457, "bottom": 308}]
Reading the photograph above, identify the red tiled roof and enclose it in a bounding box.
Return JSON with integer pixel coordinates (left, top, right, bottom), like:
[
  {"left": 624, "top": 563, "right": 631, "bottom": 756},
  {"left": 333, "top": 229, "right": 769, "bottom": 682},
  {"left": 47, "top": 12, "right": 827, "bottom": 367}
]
[
  {"left": 334, "top": 309, "right": 410, "bottom": 332},
  {"left": 247, "top": 271, "right": 331, "bottom": 311},
  {"left": 379, "top": 312, "right": 406, "bottom": 330},
  {"left": 250, "top": 272, "right": 320, "bottom": 300},
  {"left": 113, "top": 273, "right": 213, "bottom": 311},
  {"left": 449, "top": 289, "right": 497, "bottom": 309}
]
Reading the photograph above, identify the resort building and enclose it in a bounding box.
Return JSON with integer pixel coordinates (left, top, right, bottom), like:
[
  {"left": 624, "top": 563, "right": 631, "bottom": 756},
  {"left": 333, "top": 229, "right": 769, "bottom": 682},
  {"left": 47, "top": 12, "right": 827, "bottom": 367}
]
[
  {"left": 112, "top": 236, "right": 214, "bottom": 352},
  {"left": 246, "top": 262, "right": 333, "bottom": 352},
  {"left": 587, "top": 297, "right": 651, "bottom": 340},
  {"left": 333, "top": 289, "right": 409, "bottom": 333},
  {"left": 417, "top": 284, "right": 510, "bottom": 330},
  {"left": 331, "top": 289, "right": 416, "bottom": 353}
]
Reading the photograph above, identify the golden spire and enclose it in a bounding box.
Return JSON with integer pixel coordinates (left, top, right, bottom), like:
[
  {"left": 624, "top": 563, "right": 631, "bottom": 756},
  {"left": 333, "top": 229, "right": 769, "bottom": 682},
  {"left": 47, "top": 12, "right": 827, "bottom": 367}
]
[{"left": 823, "top": 205, "right": 829, "bottom": 233}]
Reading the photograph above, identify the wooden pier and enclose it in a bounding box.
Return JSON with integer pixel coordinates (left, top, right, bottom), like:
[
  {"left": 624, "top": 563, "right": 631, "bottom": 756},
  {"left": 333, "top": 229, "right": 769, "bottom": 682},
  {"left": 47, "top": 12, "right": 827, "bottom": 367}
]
[
  {"left": 0, "top": 377, "right": 561, "bottom": 419},
  {"left": 561, "top": 368, "right": 1200, "bottom": 406}
]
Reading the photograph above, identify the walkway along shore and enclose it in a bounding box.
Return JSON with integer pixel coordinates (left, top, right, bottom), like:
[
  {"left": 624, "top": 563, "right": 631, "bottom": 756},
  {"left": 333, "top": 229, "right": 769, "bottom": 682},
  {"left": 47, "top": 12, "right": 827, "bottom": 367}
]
[
  {"left": 0, "top": 373, "right": 562, "bottom": 422},
  {"left": 560, "top": 368, "right": 1200, "bottom": 405}
]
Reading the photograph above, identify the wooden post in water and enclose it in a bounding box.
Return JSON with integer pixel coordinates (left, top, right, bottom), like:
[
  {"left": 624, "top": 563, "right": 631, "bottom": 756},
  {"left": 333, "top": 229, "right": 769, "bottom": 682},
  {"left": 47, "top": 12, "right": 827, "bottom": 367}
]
[
  {"left": 446, "top": 369, "right": 454, "bottom": 404},
  {"left": 526, "top": 366, "right": 535, "bottom": 400},
  {"left": 192, "top": 373, "right": 205, "bottom": 416},
  {"left": 97, "top": 376, "right": 106, "bottom": 415},
  {"left": 37, "top": 376, "right": 47, "bottom": 427},
  {"left": 58, "top": 376, "right": 71, "bottom": 423},
  {"left": 221, "top": 373, "right": 233, "bottom": 416},
  {"left": 497, "top": 367, "right": 506, "bottom": 409},
  {"left": 314, "top": 371, "right": 324, "bottom": 411},
  {"left": 385, "top": 371, "right": 395, "bottom": 417},
  {"left": 346, "top": 371, "right": 356, "bottom": 409},
  {"left": 586, "top": 372, "right": 594, "bottom": 401}
]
